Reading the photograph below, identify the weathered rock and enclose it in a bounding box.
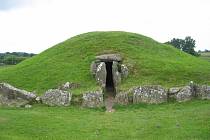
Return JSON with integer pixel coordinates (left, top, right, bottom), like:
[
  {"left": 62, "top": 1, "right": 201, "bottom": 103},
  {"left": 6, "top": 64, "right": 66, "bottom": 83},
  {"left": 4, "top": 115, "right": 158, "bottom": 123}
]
[
  {"left": 112, "top": 61, "right": 121, "bottom": 92},
  {"left": 207, "top": 86, "right": 210, "bottom": 99},
  {"left": 188, "top": 81, "right": 197, "bottom": 97},
  {"left": 59, "top": 82, "right": 80, "bottom": 90},
  {"left": 95, "top": 62, "right": 107, "bottom": 88},
  {"left": 196, "top": 85, "right": 210, "bottom": 100},
  {"left": 96, "top": 54, "right": 122, "bottom": 62},
  {"left": 121, "top": 64, "right": 129, "bottom": 78},
  {"left": 168, "top": 87, "right": 181, "bottom": 100},
  {"left": 133, "top": 85, "right": 167, "bottom": 104},
  {"left": 82, "top": 91, "right": 103, "bottom": 108},
  {"left": 176, "top": 86, "right": 193, "bottom": 102},
  {"left": 35, "top": 96, "right": 41, "bottom": 103},
  {"left": 169, "top": 87, "right": 181, "bottom": 95},
  {"left": 0, "top": 83, "right": 36, "bottom": 107},
  {"left": 41, "top": 89, "right": 72, "bottom": 106}
]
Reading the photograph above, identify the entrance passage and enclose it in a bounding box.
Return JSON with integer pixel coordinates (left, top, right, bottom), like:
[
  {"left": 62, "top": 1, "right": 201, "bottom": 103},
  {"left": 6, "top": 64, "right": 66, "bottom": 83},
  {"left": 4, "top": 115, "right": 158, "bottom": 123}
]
[
  {"left": 104, "top": 61, "right": 116, "bottom": 112},
  {"left": 105, "top": 62, "right": 115, "bottom": 93}
]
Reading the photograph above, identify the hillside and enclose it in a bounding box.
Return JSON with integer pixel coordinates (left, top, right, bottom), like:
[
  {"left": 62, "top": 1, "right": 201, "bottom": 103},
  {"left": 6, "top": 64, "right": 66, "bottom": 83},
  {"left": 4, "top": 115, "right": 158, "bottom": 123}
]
[{"left": 0, "top": 31, "right": 210, "bottom": 94}]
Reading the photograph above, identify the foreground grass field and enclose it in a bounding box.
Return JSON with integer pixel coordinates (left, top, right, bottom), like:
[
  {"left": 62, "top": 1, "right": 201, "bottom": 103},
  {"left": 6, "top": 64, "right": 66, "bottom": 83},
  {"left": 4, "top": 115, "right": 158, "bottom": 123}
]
[{"left": 0, "top": 100, "right": 210, "bottom": 140}]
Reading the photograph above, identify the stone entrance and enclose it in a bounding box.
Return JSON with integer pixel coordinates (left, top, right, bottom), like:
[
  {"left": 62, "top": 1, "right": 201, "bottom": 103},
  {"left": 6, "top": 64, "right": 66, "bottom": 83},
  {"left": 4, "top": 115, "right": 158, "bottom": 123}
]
[
  {"left": 90, "top": 54, "right": 128, "bottom": 111},
  {"left": 104, "top": 61, "right": 116, "bottom": 112},
  {"left": 105, "top": 61, "right": 115, "bottom": 95}
]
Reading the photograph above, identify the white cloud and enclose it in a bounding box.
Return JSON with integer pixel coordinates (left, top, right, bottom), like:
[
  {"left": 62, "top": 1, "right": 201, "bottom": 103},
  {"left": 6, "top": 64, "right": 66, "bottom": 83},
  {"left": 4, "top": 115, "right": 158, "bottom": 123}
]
[{"left": 0, "top": 0, "right": 210, "bottom": 53}]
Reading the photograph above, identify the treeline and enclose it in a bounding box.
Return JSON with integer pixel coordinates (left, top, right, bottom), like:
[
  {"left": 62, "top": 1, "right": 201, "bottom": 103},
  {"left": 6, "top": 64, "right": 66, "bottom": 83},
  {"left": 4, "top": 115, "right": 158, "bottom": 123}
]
[
  {"left": 0, "top": 52, "right": 36, "bottom": 65},
  {"left": 166, "top": 36, "right": 199, "bottom": 56}
]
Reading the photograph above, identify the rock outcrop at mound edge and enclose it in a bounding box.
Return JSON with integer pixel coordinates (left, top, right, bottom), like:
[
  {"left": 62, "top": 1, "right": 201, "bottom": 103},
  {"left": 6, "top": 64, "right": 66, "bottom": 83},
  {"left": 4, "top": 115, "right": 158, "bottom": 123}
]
[
  {"left": 133, "top": 85, "right": 168, "bottom": 104},
  {"left": 41, "top": 89, "right": 72, "bottom": 106},
  {"left": 1, "top": 82, "right": 210, "bottom": 108},
  {"left": 168, "top": 84, "right": 210, "bottom": 102},
  {"left": 0, "top": 83, "right": 36, "bottom": 107},
  {"left": 114, "top": 84, "right": 210, "bottom": 105},
  {"left": 82, "top": 91, "right": 104, "bottom": 108}
]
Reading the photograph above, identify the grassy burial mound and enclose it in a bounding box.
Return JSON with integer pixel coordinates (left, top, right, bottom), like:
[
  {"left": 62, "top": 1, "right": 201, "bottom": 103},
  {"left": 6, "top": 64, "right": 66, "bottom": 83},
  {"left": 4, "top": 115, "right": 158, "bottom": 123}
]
[{"left": 0, "top": 31, "right": 210, "bottom": 95}]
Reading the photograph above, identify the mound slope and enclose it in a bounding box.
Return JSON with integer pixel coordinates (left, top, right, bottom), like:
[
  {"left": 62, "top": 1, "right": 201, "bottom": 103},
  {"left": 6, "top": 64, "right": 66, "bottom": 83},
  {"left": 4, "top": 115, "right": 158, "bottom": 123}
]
[{"left": 0, "top": 31, "right": 210, "bottom": 94}]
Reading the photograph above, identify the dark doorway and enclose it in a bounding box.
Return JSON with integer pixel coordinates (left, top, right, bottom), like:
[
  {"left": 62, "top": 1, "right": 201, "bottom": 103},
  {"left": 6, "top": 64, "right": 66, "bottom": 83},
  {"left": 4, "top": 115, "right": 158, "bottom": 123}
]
[
  {"left": 104, "top": 61, "right": 116, "bottom": 112},
  {"left": 105, "top": 62, "right": 115, "bottom": 94}
]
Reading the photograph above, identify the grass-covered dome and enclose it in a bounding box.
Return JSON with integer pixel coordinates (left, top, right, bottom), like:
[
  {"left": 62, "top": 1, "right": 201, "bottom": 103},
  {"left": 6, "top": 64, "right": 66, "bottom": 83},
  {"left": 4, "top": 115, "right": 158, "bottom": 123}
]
[{"left": 0, "top": 31, "right": 210, "bottom": 94}]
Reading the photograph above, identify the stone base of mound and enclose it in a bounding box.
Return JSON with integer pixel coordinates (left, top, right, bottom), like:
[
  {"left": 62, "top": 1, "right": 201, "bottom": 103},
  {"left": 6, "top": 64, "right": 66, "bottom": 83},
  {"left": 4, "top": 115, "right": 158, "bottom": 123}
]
[
  {"left": 1, "top": 82, "right": 209, "bottom": 108},
  {"left": 0, "top": 83, "right": 36, "bottom": 107}
]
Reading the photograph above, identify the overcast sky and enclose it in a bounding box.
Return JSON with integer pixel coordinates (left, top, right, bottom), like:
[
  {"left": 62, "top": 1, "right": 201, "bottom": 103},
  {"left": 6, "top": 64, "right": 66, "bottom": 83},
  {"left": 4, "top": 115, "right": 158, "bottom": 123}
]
[{"left": 0, "top": 0, "right": 210, "bottom": 53}]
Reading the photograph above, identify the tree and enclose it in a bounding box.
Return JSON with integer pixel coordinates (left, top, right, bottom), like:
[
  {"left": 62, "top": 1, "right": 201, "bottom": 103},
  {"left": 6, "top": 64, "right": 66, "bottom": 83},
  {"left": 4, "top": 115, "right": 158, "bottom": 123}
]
[
  {"left": 182, "top": 36, "right": 197, "bottom": 56},
  {"left": 166, "top": 38, "right": 184, "bottom": 50},
  {"left": 167, "top": 36, "right": 198, "bottom": 56},
  {"left": 0, "top": 52, "right": 36, "bottom": 65}
]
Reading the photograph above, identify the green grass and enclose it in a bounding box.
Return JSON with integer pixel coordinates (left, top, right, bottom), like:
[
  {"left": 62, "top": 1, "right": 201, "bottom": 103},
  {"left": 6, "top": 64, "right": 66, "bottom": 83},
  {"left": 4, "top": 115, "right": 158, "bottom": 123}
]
[
  {"left": 0, "top": 31, "right": 210, "bottom": 95},
  {"left": 0, "top": 100, "right": 209, "bottom": 140},
  {"left": 199, "top": 52, "right": 210, "bottom": 62}
]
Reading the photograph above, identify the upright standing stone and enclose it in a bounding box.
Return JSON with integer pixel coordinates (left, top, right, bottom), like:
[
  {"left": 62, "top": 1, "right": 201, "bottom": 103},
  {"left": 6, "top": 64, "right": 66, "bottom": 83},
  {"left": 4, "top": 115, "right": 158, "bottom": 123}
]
[
  {"left": 95, "top": 62, "right": 107, "bottom": 88},
  {"left": 112, "top": 61, "right": 121, "bottom": 93}
]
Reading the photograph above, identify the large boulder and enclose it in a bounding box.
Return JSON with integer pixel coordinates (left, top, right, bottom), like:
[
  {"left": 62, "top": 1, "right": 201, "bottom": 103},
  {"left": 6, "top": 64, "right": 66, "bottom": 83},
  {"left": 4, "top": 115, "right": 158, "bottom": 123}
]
[
  {"left": 41, "top": 89, "right": 72, "bottom": 106},
  {"left": 0, "top": 83, "right": 36, "bottom": 107},
  {"left": 133, "top": 85, "right": 167, "bottom": 104},
  {"left": 95, "top": 54, "right": 122, "bottom": 62},
  {"left": 176, "top": 86, "right": 193, "bottom": 102},
  {"left": 82, "top": 91, "right": 103, "bottom": 108}
]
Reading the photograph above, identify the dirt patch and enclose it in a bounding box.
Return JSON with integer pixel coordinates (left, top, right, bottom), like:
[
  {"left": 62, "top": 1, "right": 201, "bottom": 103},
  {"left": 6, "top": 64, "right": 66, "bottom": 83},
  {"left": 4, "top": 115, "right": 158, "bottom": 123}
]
[{"left": 104, "top": 95, "right": 115, "bottom": 112}]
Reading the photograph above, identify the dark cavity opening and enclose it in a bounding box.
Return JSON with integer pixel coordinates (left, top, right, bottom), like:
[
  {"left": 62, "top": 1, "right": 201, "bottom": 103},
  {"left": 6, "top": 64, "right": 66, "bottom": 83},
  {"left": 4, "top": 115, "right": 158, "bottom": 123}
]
[
  {"left": 105, "top": 62, "right": 115, "bottom": 94},
  {"left": 104, "top": 61, "right": 116, "bottom": 112}
]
